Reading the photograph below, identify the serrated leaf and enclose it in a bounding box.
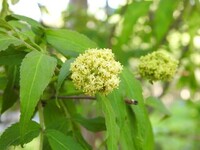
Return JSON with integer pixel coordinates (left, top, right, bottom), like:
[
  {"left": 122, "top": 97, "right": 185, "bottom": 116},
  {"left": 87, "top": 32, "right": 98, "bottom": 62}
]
[
  {"left": 121, "top": 68, "right": 154, "bottom": 150},
  {"left": 146, "top": 96, "right": 171, "bottom": 115},
  {"left": 1, "top": 66, "right": 19, "bottom": 114},
  {"left": 97, "top": 95, "right": 119, "bottom": 150},
  {"left": 57, "top": 58, "right": 75, "bottom": 94},
  {"left": 20, "top": 50, "right": 57, "bottom": 138},
  {"left": 45, "top": 129, "right": 84, "bottom": 150},
  {"left": 7, "top": 14, "right": 43, "bottom": 28},
  {"left": 8, "top": 20, "right": 36, "bottom": 42},
  {"left": 0, "top": 48, "right": 26, "bottom": 65},
  {"left": 6, "top": 14, "right": 44, "bottom": 35},
  {"left": 45, "top": 29, "right": 97, "bottom": 57},
  {"left": 73, "top": 114, "right": 106, "bottom": 132},
  {"left": 0, "top": 34, "right": 23, "bottom": 51},
  {"left": 0, "top": 121, "right": 40, "bottom": 150}
]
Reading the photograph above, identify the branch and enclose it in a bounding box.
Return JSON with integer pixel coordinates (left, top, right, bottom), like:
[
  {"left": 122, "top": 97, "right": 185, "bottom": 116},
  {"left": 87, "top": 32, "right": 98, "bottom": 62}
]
[{"left": 55, "top": 95, "right": 138, "bottom": 105}]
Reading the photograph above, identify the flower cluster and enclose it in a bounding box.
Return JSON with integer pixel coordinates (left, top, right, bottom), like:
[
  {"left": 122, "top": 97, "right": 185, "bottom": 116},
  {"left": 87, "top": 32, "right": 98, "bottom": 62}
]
[
  {"left": 138, "top": 51, "right": 178, "bottom": 82},
  {"left": 70, "top": 48, "right": 123, "bottom": 96}
]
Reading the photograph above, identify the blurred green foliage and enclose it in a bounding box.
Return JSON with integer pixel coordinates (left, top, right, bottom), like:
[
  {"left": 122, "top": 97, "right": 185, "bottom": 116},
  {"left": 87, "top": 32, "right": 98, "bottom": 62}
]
[{"left": 53, "top": 0, "right": 200, "bottom": 149}]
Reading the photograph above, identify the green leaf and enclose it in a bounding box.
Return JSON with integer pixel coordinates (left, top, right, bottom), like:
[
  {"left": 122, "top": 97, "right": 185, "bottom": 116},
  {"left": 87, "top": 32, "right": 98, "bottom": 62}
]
[
  {"left": 20, "top": 51, "right": 57, "bottom": 138},
  {"left": 0, "top": 34, "right": 23, "bottom": 51},
  {"left": 57, "top": 58, "right": 75, "bottom": 94},
  {"left": 0, "top": 48, "right": 26, "bottom": 65},
  {"left": 107, "top": 89, "right": 136, "bottom": 150},
  {"left": 43, "top": 100, "right": 67, "bottom": 150},
  {"left": 121, "top": 68, "right": 154, "bottom": 150},
  {"left": 45, "top": 129, "right": 84, "bottom": 150},
  {"left": 44, "top": 101, "right": 71, "bottom": 134},
  {"left": 153, "top": 0, "right": 179, "bottom": 43},
  {"left": 62, "top": 100, "right": 92, "bottom": 150},
  {"left": 97, "top": 95, "right": 119, "bottom": 150},
  {"left": 146, "top": 96, "right": 171, "bottom": 115},
  {"left": 6, "top": 14, "right": 44, "bottom": 35},
  {"left": 0, "top": 76, "right": 7, "bottom": 90},
  {"left": 8, "top": 20, "right": 36, "bottom": 42},
  {"left": 120, "top": 106, "right": 138, "bottom": 150},
  {"left": 0, "top": 27, "right": 7, "bottom": 34},
  {"left": 73, "top": 114, "right": 106, "bottom": 132},
  {"left": 0, "top": 19, "right": 14, "bottom": 30},
  {"left": 1, "top": 66, "right": 19, "bottom": 114},
  {"left": 45, "top": 29, "right": 97, "bottom": 57},
  {"left": 107, "top": 89, "right": 127, "bottom": 129},
  {"left": 0, "top": 121, "right": 40, "bottom": 150}
]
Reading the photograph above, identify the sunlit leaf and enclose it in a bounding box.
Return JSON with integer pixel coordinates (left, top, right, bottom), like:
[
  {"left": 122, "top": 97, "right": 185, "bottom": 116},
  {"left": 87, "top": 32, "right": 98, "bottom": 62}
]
[
  {"left": 6, "top": 14, "right": 44, "bottom": 35},
  {"left": 8, "top": 20, "right": 36, "bottom": 42},
  {"left": 45, "top": 29, "right": 97, "bottom": 57},
  {"left": 0, "top": 34, "right": 22, "bottom": 51}
]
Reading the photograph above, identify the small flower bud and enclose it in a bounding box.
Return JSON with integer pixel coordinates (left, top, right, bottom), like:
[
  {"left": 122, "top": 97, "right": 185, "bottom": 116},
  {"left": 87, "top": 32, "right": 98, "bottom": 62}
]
[{"left": 138, "top": 51, "right": 178, "bottom": 82}]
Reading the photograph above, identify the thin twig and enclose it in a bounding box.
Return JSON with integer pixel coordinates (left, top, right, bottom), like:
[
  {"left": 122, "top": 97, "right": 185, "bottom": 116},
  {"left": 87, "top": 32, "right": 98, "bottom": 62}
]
[
  {"left": 55, "top": 95, "right": 138, "bottom": 105},
  {"left": 57, "top": 95, "right": 96, "bottom": 100}
]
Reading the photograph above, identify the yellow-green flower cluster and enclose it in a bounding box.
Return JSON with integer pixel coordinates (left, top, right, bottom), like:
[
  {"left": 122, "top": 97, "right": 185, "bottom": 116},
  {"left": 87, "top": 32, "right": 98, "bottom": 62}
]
[
  {"left": 70, "top": 48, "right": 123, "bottom": 96},
  {"left": 138, "top": 51, "right": 178, "bottom": 82}
]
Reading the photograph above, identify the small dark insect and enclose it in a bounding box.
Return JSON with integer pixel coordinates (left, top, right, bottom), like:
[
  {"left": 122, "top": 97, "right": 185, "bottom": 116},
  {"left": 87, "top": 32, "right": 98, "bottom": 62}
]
[
  {"left": 125, "top": 99, "right": 138, "bottom": 105},
  {"left": 41, "top": 100, "right": 47, "bottom": 107}
]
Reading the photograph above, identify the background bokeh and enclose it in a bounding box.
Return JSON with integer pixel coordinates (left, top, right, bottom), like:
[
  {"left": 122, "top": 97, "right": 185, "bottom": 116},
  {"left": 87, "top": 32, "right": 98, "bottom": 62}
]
[{"left": 0, "top": 0, "right": 200, "bottom": 149}]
